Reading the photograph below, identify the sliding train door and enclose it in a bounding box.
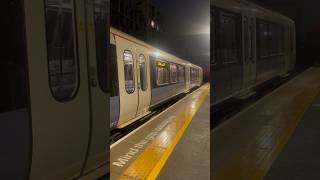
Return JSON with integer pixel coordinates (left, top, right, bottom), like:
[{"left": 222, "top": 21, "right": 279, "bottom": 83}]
[
  {"left": 115, "top": 36, "right": 139, "bottom": 128},
  {"left": 135, "top": 46, "right": 151, "bottom": 117},
  {"left": 82, "top": 0, "right": 109, "bottom": 175},
  {"left": 24, "top": 0, "right": 92, "bottom": 179},
  {"left": 242, "top": 15, "right": 256, "bottom": 88}
]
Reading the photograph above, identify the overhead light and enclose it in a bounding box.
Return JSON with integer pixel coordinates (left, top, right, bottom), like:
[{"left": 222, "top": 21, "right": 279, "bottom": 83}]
[{"left": 151, "top": 20, "right": 155, "bottom": 28}]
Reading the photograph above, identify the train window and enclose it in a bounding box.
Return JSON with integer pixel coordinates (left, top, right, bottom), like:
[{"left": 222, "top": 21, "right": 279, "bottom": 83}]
[
  {"left": 178, "top": 65, "right": 185, "bottom": 83},
  {"left": 44, "top": 0, "right": 79, "bottom": 101},
  {"left": 257, "top": 20, "right": 286, "bottom": 58},
  {"left": 139, "top": 54, "right": 147, "bottom": 91},
  {"left": 94, "top": 0, "right": 109, "bottom": 92},
  {"left": 216, "top": 10, "right": 242, "bottom": 64},
  {"left": 170, "top": 63, "right": 178, "bottom": 83},
  {"left": 279, "top": 26, "right": 285, "bottom": 54},
  {"left": 190, "top": 67, "right": 197, "bottom": 82},
  {"left": 270, "top": 24, "right": 278, "bottom": 55},
  {"left": 123, "top": 50, "right": 135, "bottom": 94},
  {"left": 257, "top": 21, "right": 270, "bottom": 58},
  {"left": 156, "top": 61, "right": 169, "bottom": 86}
]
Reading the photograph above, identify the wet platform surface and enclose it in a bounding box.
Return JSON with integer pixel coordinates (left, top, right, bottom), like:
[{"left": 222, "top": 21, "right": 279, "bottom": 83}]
[
  {"left": 212, "top": 67, "right": 320, "bottom": 180},
  {"left": 158, "top": 96, "right": 210, "bottom": 180},
  {"left": 110, "top": 84, "right": 209, "bottom": 179}
]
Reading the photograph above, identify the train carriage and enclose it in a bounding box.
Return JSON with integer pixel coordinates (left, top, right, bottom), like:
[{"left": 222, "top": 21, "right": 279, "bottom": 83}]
[
  {"left": 110, "top": 28, "right": 203, "bottom": 129},
  {"left": 2, "top": 0, "right": 202, "bottom": 178},
  {"left": 211, "top": 0, "right": 296, "bottom": 106},
  {"left": 1, "top": 0, "right": 110, "bottom": 179}
]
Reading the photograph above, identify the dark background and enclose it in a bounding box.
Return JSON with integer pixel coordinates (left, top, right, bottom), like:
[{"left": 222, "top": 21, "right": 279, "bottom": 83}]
[
  {"left": 250, "top": 0, "right": 320, "bottom": 66},
  {"left": 110, "top": 0, "right": 210, "bottom": 81},
  {"left": 152, "top": 0, "right": 210, "bottom": 77}
]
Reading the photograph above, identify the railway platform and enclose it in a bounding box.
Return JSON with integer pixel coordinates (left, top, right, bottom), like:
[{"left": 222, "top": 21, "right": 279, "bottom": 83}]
[
  {"left": 265, "top": 92, "right": 320, "bottom": 180},
  {"left": 212, "top": 67, "right": 320, "bottom": 180},
  {"left": 110, "top": 84, "right": 209, "bottom": 180}
]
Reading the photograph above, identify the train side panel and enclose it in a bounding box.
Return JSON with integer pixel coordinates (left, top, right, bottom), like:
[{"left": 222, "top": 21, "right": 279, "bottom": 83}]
[
  {"left": 212, "top": 0, "right": 296, "bottom": 105},
  {"left": 111, "top": 28, "right": 203, "bottom": 129},
  {"left": 149, "top": 57, "right": 188, "bottom": 108}
]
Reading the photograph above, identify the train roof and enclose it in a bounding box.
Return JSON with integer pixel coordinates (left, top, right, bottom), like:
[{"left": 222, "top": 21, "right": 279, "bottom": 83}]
[
  {"left": 213, "top": 0, "right": 294, "bottom": 24},
  {"left": 110, "top": 27, "right": 202, "bottom": 69}
]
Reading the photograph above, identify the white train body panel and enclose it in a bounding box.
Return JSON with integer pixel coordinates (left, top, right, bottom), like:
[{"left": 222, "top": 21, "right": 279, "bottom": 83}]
[{"left": 110, "top": 28, "right": 203, "bottom": 129}]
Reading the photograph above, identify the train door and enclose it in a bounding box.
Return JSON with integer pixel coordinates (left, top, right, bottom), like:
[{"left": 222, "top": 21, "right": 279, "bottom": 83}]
[
  {"left": 24, "top": 0, "right": 93, "bottom": 179},
  {"left": 82, "top": 0, "right": 109, "bottom": 175},
  {"left": 135, "top": 45, "right": 151, "bottom": 117},
  {"left": 114, "top": 36, "right": 139, "bottom": 128},
  {"left": 242, "top": 15, "right": 256, "bottom": 88}
]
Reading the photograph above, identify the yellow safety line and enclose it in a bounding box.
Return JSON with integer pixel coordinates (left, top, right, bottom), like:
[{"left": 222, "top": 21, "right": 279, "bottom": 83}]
[
  {"left": 118, "top": 84, "right": 209, "bottom": 180},
  {"left": 252, "top": 88, "right": 320, "bottom": 180}
]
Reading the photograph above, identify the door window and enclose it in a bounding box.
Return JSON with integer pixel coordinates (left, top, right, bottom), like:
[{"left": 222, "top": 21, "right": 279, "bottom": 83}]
[
  {"left": 139, "top": 54, "right": 147, "bottom": 91},
  {"left": 44, "top": 0, "right": 79, "bottom": 101},
  {"left": 178, "top": 65, "right": 185, "bottom": 83},
  {"left": 123, "top": 50, "right": 135, "bottom": 94},
  {"left": 94, "top": 0, "right": 109, "bottom": 92}
]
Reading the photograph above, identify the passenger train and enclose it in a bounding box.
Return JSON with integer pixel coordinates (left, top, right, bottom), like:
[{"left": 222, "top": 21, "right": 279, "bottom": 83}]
[
  {"left": 1, "top": 0, "right": 110, "bottom": 179},
  {"left": 109, "top": 28, "right": 203, "bottom": 130},
  {"left": 211, "top": 0, "right": 296, "bottom": 106},
  {"left": 1, "top": 0, "right": 202, "bottom": 179}
]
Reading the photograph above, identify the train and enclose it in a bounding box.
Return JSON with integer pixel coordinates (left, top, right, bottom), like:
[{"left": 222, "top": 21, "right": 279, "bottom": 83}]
[
  {"left": 1, "top": 0, "right": 110, "bottom": 179},
  {"left": 109, "top": 28, "right": 203, "bottom": 130},
  {"left": 1, "top": 0, "right": 203, "bottom": 179},
  {"left": 211, "top": 0, "right": 296, "bottom": 106}
]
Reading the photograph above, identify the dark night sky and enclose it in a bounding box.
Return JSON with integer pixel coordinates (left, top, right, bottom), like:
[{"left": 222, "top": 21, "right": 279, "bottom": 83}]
[{"left": 151, "top": 0, "right": 210, "bottom": 71}]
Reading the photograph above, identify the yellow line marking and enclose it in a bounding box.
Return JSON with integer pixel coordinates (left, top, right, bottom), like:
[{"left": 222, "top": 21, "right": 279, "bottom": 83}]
[{"left": 117, "top": 84, "right": 209, "bottom": 180}]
